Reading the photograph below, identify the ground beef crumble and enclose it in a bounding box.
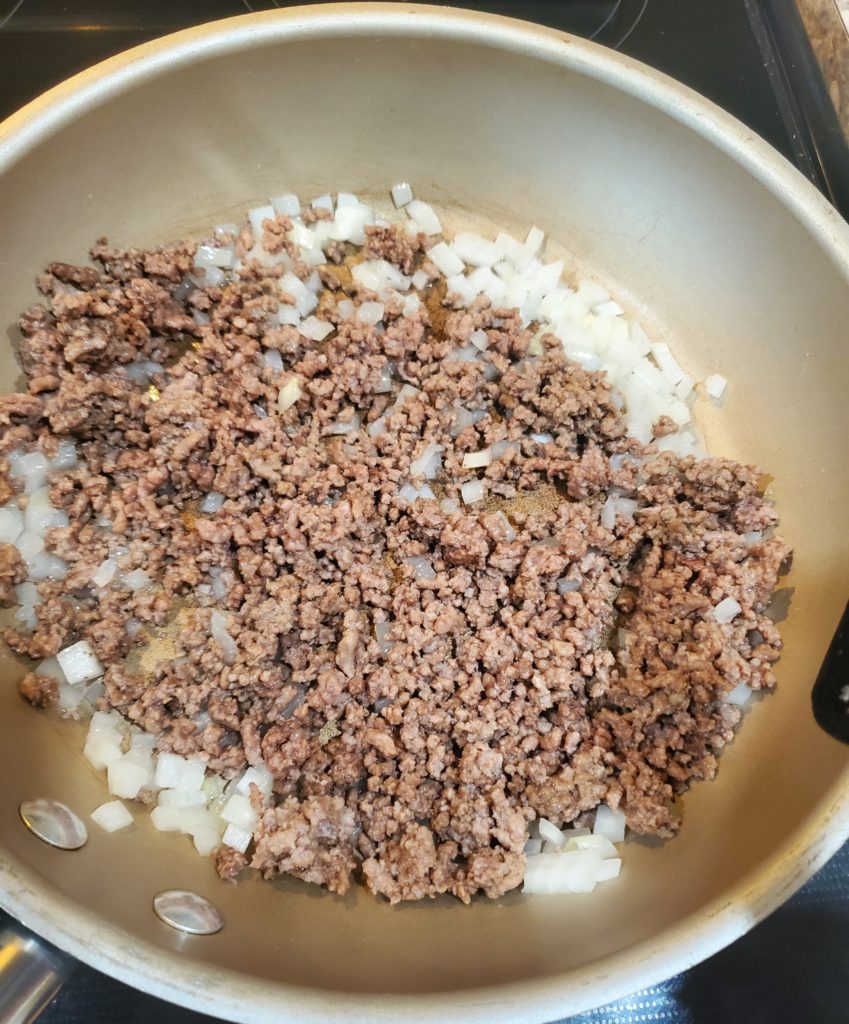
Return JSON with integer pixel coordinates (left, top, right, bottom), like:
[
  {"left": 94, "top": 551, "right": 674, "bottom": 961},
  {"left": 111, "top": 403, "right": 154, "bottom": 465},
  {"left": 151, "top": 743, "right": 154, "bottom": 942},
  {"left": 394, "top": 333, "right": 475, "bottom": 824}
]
[{"left": 2, "top": 221, "right": 790, "bottom": 903}]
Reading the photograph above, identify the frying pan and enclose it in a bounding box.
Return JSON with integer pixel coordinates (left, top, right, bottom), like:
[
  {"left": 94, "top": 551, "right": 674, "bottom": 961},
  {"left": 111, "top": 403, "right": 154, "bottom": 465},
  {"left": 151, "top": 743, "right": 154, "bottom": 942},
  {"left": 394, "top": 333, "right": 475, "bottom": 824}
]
[{"left": 1, "top": 5, "right": 848, "bottom": 1022}]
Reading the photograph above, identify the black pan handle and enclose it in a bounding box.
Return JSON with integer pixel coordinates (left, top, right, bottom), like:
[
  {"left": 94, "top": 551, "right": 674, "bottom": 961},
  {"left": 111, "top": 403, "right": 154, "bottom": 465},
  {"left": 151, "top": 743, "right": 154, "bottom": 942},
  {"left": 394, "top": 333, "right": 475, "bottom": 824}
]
[
  {"left": 812, "top": 601, "right": 849, "bottom": 744},
  {"left": 0, "top": 915, "right": 72, "bottom": 1024}
]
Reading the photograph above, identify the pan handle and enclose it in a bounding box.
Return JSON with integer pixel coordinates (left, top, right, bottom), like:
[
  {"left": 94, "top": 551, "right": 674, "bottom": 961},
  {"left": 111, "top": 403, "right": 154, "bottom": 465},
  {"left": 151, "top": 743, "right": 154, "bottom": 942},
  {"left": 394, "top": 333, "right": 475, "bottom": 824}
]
[{"left": 0, "top": 915, "right": 72, "bottom": 1024}]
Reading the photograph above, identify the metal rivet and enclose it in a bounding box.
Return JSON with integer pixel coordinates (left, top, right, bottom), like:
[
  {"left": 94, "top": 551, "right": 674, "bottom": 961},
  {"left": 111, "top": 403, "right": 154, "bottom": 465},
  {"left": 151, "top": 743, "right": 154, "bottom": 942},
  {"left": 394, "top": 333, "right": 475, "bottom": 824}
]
[
  {"left": 19, "top": 799, "right": 88, "bottom": 850},
  {"left": 153, "top": 890, "right": 223, "bottom": 936}
]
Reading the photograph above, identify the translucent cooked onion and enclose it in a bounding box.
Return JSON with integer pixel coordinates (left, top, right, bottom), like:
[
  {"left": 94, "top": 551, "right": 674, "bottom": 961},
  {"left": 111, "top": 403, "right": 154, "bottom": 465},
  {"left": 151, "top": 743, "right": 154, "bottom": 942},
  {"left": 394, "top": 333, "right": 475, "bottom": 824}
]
[{"left": 210, "top": 610, "right": 237, "bottom": 664}]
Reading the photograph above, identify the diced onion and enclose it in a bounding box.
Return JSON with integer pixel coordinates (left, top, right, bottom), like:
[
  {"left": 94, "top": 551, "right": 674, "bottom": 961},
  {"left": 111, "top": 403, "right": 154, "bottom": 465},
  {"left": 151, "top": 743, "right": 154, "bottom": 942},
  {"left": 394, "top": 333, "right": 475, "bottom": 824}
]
[
  {"left": 460, "top": 480, "right": 485, "bottom": 504},
  {"left": 593, "top": 805, "right": 626, "bottom": 843},
  {"left": 725, "top": 682, "right": 753, "bottom": 705},
  {"left": 210, "top": 609, "right": 237, "bottom": 664},
  {"left": 200, "top": 492, "right": 225, "bottom": 514},
  {"left": 91, "top": 800, "right": 133, "bottom": 833},
  {"left": 406, "top": 200, "right": 442, "bottom": 235},
  {"left": 406, "top": 556, "right": 436, "bottom": 581},
  {"left": 410, "top": 443, "right": 443, "bottom": 480},
  {"left": 463, "top": 449, "right": 492, "bottom": 469},
  {"left": 705, "top": 373, "right": 728, "bottom": 400},
  {"left": 712, "top": 597, "right": 742, "bottom": 624},
  {"left": 391, "top": 182, "right": 413, "bottom": 208},
  {"left": 427, "top": 242, "right": 464, "bottom": 278},
  {"left": 57, "top": 640, "right": 103, "bottom": 686},
  {"left": 300, "top": 316, "right": 334, "bottom": 341},
  {"left": 222, "top": 822, "right": 253, "bottom": 853},
  {"left": 278, "top": 377, "right": 302, "bottom": 413},
  {"left": 155, "top": 752, "right": 205, "bottom": 792}
]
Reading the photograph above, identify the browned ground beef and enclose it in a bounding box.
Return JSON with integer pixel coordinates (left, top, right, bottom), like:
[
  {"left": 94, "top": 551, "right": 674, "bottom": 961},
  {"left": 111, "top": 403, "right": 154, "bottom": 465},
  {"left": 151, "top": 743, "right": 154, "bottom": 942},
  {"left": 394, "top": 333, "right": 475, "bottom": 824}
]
[{"left": 2, "top": 222, "right": 789, "bottom": 903}]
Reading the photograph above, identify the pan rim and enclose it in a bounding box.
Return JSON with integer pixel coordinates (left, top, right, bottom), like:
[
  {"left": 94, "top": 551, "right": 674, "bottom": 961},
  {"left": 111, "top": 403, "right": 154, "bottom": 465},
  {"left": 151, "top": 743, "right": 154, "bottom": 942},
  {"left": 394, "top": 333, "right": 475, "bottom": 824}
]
[{"left": 1, "top": 4, "right": 849, "bottom": 1021}]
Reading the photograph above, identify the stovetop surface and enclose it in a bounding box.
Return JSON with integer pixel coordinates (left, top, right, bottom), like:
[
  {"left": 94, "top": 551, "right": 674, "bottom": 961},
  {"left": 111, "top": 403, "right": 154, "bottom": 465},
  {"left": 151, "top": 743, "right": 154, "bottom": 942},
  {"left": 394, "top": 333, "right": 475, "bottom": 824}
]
[{"left": 2, "top": 2, "right": 847, "bottom": 1022}]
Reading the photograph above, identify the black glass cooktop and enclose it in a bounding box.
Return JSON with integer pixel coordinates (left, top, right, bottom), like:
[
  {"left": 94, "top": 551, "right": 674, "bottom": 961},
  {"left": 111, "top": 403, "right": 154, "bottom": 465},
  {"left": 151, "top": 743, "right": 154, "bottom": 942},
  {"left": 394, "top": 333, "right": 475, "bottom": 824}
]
[{"left": 2, "top": 2, "right": 847, "bottom": 1022}]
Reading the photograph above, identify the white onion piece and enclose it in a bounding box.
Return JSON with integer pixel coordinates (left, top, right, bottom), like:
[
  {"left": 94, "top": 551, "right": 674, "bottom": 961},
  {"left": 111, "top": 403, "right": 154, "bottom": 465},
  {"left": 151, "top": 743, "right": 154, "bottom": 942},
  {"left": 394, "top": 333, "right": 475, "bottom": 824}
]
[
  {"left": 489, "top": 510, "right": 516, "bottom": 541},
  {"left": 235, "top": 765, "right": 274, "bottom": 802},
  {"left": 281, "top": 272, "right": 318, "bottom": 316},
  {"left": 52, "top": 440, "right": 78, "bottom": 470},
  {"left": 91, "top": 801, "right": 133, "bottom": 833},
  {"left": 271, "top": 193, "right": 300, "bottom": 217},
  {"left": 214, "top": 222, "right": 238, "bottom": 241},
  {"left": 107, "top": 756, "right": 153, "bottom": 799},
  {"left": 263, "top": 349, "right": 284, "bottom": 375},
  {"left": 523, "top": 850, "right": 614, "bottom": 895},
  {"left": 411, "top": 269, "right": 430, "bottom": 291},
  {"left": 556, "top": 578, "right": 580, "bottom": 595},
  {"left": 311, "top": 194, "right": 333, "bottom": 213},
  {"left": 155, "top": 752, "right": 205, "bottom": 792},
  {"left": 494, "top": 232, "right": 534, "bottom": 272},
  {"left": 84, "top": 712, "right": 123, "bottom": 770},
  {"left": 210, "top": 609, "right": 237, "bottom": 664},
  {"left": 150, "top": 806, "right": 187, "bottom": 833},
  {"left": 705, "top": 373, "right": 728, "bottom": 400},
  {"left": 0, "top": 506, "right": 23, "bottom": 545},
  {"left": 460, "top": 480, "right": 485, "bottom": 504},
  {"left": 391, "top": 182, "right": 413, "bottom": 207},
  {"left": 276, "top": 303, "right": 301, "bottom": 327},
  {"left": 330, "top": 202, "right": 374, "bottom": 245},
  {"left": 123, "top": 569, "right": 152, "bottom": 592},
  {"left": 375, "top": 621, "right": 393, "bottom": 655},
  {"left": 427, "top": 242, "right": 464, "bottom": 277},
  {"left": 158, "top": 789, "right": 207, "bottom": 809},
  {"left": 222, "top": 822, "right": 253, "bottom": 853},
  {"left": 410, "top": 443, "right": 443, "bottom": 480},
  {"left": 712, "top": 597, "right": 742, "bottom": 624},
  {"left": 593, "top": 805, "right": 626, "bottom": 844},
  {"left": 248, "top": 204, "right": 275, "bottom": 241},
  {"left": 200, "top": 492, "right": 225, "bottom": 515},
  {"left": 375, "top": 364, "right": 393, "bottom": 394},
  {"left": 470, "top": 329, "right": 489, "bottom": 351},
  {"left": 725, "top": 682, "right": 753, "bottom": 706},
  {"left": 57, "top": 640, "right": 103, "bottom": 686},
  {"left": 594, "top": 300, "right": 624, "bottom": 317},
  {"left": 16, "top": 531, "right": 44, "bottom": 563},
  {"left": 193, "top": 823, "right": 223, "bottom": 857},
  {"left": 440, "top": 498, "right": 460, "bottom": 513},
  {"left": 289, "top": 222, "right": 316, "bottom": 249},
  {"left": 525, "top": 225, "right": 544, "bottom": 253},
  {"left": 194, "top": 244, "right": 233, "bottom": 269},
  {"left": 130, "top": 732, "right": 156, "bottom": 754},
  {"left": 91, "top": 558, "right": 117, "bottom": 588},
  {"left": 391, "top": 384, "right": 421, "bottom": 412},
  {"left": 567, "top": 833, "right": 619, "bottom": 858},
  {"left": 406, "top": 556, "right": 436, "bottom": 581},
  {"left": 406, "top": 200, "right": 441, "bottom": 235},
  {"left": 451, "top": 232, "right": 500, "bottom": 268},
  {"left": 531, "top": 432, "right": 553, "bottom": 444},
  {"left": 489, "top": 440, "right": 517, "bottom": 459},
  {"left": 398, "top": 483, "right": 436, "bottom": 502},
  {"left": 601, "top": 495, "right": 637, "bottom": 530},
  {"left": 368, "top": 417, "right": 386, "bottom": 439},
  {"left": 358, "top": 301, "right": 385, "bottom": 327},
  {"left": 300, "top": 316, "right": 333, "bottom": 341},
  {"left": 352, "top": 260, "right": 411, "bottom": 296},
  {"left": 463, "top": 449, "right": 492, "bottom": 469},
  {"left": 335, "top": 192, "right": 359, "bottom": 208},
  {"left": 221, "top": 793, "right": 258, "bottom": 832},
  {"left": 277, "top": 377, "right": 302, "bottom": 413},
  {"left": 538, "top": 817, "right": 566, "bottom": 847},
  {"left": 27, "top": 552, "right": 68, "bottom": 582},
  {"left": 325, "top": 414, "right": 360, "bottom": 436},
  {"left": 15, "top": 580, "right": 39, "bottom": 607}
]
